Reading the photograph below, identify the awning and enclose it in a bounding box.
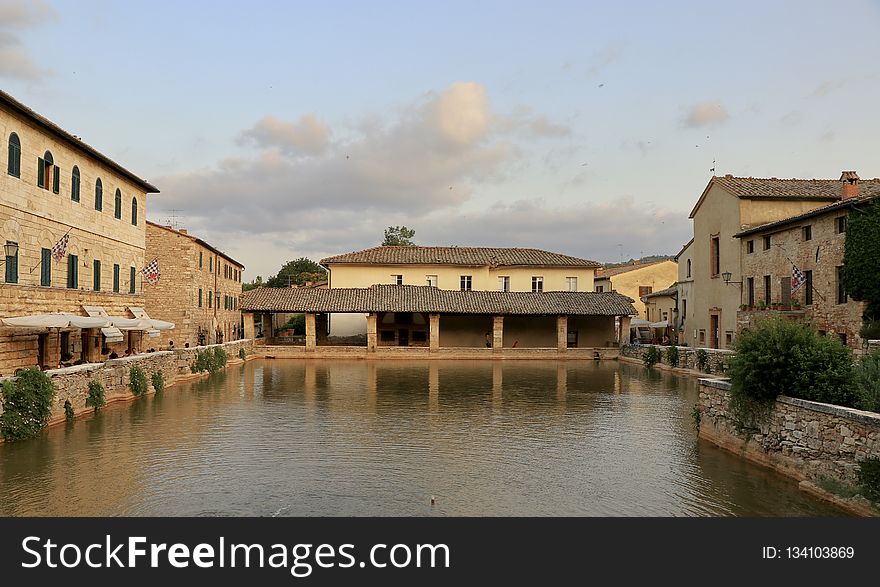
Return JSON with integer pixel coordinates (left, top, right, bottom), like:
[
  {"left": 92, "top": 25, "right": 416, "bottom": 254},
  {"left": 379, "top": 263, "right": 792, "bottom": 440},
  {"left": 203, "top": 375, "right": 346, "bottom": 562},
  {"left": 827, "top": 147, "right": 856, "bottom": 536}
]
[
  {"left": 630, "top": 318, "right": 650, "bottom": 327},
  {"left": 82, "top": 305, "right": 124, "bottom": 343},
  {"left": 649, "top": 320, "right": 669, "bottom": 328},
  {"left": 0, "top": 313, "right": 111, "bottom": 329},
  {"left": 128, "top": 306, "right": 174, "bottom": 338}
]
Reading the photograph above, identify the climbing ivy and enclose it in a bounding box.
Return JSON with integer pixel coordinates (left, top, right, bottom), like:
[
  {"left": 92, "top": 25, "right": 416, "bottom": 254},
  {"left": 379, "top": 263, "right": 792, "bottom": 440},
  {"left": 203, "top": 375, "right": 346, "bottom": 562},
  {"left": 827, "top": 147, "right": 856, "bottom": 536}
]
[{"left": 842, "top": 201, "right": 880, "bottom": 322}]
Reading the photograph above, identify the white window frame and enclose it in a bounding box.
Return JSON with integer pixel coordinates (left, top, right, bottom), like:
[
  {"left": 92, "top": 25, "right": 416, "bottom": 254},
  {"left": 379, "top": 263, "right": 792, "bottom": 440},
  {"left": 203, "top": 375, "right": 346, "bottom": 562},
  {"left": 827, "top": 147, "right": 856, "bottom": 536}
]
[
  {"left": 391, "top": 274, "right": 403, "bottom": 285},
  {"left": 566, "top": 277, "right": 577, "bottom": 291},
  {"left": 460, "top": 275, "right": 472, "bottom": 291},
  {"left": 532, "top": 276, "right": 544, "bottom": 293},
  {"left": 498, "top": 276, "right": 510, "bottom": 292},
  {"left": 426, "top": 275, "right": 438, "bottom": 287}
]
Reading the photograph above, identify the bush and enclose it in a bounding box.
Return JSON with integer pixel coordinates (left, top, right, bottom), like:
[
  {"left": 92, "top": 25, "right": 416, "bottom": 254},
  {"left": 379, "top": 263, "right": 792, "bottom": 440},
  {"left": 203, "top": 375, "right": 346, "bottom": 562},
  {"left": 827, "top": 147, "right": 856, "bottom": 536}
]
[
  {"left": 696, "top": 349, "right": 710, "bottom": 373},
  {"left": 860, "top": 320, "right": 880, "bottom": 341},
  {"left": 151, "top": 371, "right": 165, "bottom": 394},
  {"left": 213, "top": 347, "right": 228, "bottom": 371},
  {"left": 666, "top": 346, "right": 679, "bottom": 368},
  {"left": 0, "top": 368, "right": 56, "bottom": 441},
  {"left": 729, "top": 318, "right": 858, "bottom": 407},
  {"left": 129, "top": 366, "right": 149, "bottom": 396},
  {"left": 858, "top": 457, "right": 880, "bottom": 503},
  {"left": 86, "top": 380, "right": 105, "bottom": 412},
  {"left": 238, "top": 347, "right": 246, "bottom": 360},
  {"left": 643, "top": 346, "right": 661, "bottom": 369},
  {"left": 855, "top": 351, "right": 880, "bottom": 413},
  {"left": 192, "top": 347, "right": 228, "bottom": 374},
  {"left": 64, "top": 400, "right": 74, "bottom": 422}
]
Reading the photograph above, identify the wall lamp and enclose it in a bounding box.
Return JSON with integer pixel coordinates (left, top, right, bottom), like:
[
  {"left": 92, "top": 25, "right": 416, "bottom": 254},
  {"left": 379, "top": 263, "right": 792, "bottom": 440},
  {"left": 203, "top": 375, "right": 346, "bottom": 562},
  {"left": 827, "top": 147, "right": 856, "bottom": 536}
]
[
  {"left": 721, "top": 271, "right": 742, "bottom": 286},
  {"left": 0, "top": 241, "right": 19, "bottom": 264}
]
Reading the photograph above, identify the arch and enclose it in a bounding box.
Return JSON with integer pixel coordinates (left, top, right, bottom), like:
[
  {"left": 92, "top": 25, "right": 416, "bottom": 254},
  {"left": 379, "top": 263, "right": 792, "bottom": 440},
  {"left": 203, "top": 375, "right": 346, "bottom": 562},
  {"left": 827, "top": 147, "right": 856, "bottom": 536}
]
[
  {"left": 71, "top": 166, "right": 81, "bottom": 202},
  {"left": 131, "top": 197, "right": 138, "bottom": 225},
  {"left": 43, "top": 150, "right": 53, "bottom": 165},
  {"left": 7, "top": 132, "right": 21, "bottom": 177},
  {"left": 38, "top": 150, "right": 54, "bottom": 189},
  {"left": 95, "top": 178, "right": 103, "bottom": 210},
  {"left": 114, "top": 188, "right": 122, "bottom": 219}
]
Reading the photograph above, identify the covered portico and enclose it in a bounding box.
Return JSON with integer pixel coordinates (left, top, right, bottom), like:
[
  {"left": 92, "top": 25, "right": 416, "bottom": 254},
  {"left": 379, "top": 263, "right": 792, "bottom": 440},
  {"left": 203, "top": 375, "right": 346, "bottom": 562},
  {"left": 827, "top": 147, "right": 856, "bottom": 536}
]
[{"left": 241, "top": 285, "right": 636, "bottom": 356}]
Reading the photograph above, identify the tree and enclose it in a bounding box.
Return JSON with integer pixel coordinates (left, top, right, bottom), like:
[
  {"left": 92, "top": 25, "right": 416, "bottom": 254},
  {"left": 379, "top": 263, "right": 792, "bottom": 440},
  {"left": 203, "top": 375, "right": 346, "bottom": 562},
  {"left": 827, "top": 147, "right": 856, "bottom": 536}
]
[
  {"left": 266, "top": 258, "right": 327, "bottom": 288},
  {"left": 242, "top": 275, "right": 264, "bottom": 292},
  {"left": 382, "top": 226, "right": 416, "bottom": 246},
  {"left": 841, "top": 201, "right": 880, "bottom": 323}
]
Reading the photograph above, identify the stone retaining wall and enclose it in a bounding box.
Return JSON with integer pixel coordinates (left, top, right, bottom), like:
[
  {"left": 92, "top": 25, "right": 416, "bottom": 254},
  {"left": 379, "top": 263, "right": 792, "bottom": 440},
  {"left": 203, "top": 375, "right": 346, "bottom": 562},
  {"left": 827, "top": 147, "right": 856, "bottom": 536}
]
[
  {"left": 255, "top": 345, "right": 619, "bottom": 361},
  {"left": 621, "top": 344, "right": 734, "bottom": 374},
  {"left": 698, "top": 378, "right": 880, "bottom": 485}
]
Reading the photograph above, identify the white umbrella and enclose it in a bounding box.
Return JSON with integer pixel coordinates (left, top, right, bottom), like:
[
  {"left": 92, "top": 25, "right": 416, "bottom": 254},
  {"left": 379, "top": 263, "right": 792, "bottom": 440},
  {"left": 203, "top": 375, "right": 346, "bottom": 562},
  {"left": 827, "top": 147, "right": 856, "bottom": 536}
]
[
  {"left": 148, "top": 319, "right": 175, "bottom": 330},
  {"left": 107, "top": 317, "right": 154, "bottom": 330},
  {"left": 0, "top": 313, "right": 110, "bottom": 329}
]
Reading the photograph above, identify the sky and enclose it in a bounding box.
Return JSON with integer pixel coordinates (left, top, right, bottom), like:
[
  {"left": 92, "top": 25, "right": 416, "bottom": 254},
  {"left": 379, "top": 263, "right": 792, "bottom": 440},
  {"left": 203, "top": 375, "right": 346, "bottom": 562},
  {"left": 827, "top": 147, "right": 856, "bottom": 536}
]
[{"left": 3, "top": 0, "right": 880, "bottom": 280}]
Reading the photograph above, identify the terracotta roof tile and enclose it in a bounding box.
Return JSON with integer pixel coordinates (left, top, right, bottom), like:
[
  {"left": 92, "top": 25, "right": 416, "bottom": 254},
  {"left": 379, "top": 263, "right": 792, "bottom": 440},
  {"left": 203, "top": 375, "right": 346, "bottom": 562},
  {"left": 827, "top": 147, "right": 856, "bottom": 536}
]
[
  {"left": 596, "top": 259, "right": 671, "bottom": 278},
  {"left": 713, "top": 175, "right": 880, "bottom": 200},
  {"left": 734, "top": 192, "right": 880, "bottom": 238},
  {"left": 320, "top": 246, "right": 601, "bottom": 268}
]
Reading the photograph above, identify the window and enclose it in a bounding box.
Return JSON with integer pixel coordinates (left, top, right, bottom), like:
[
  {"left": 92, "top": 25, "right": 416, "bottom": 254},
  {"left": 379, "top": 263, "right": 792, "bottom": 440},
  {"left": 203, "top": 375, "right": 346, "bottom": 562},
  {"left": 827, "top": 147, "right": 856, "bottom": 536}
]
[
  {"left": 208, "top": 291, "right": 213, "bottom": 308},
  {"left": 209, "top": 257, "right": 213, "bottom": 272},
  {"left": 686, "top": 259, "right": 692, "bottom": 278},
  {"left": 699, "top": 330, "right": 706, "bottom": 344},
  {"left": 710, "top": 236, "right": 720, "bottom": 276},
  {"left": 837, "top": 266, "right": 847, "bottom": 304},
  {"left": 836, "top": 216, "right": 847, "bottom": 234},
  {"left": 95, "top": 178, "right": 103, "bottom": 211},
  {"left": 638, "top": 285, "right": 652, "bottom": 298},
  {"left": 746, "top": 240, "right": 754, "bottom": 254},
  {"left": 682, "top": 299, "right": 687, "bottom": 323},
  {"left": 804, "top": 271, "right": 813, "bottom": 305},
  {"left": 391, "top": 274, "right": 403, "bottom": 285},
  {"left": 130, "top": 266, "right": 136, "bottom": 293},
  {"left": 726, "top": 332, "right": 733, "bottom": 346},
  {"left": 93, "top": 259, "right": 101, "bottom": 291},
  {"left": 198, "top": 288, "right": 203, "bottom": 307},
  {"left": 131, "top": 198, "right": 138, "bottom": 225},
  {"left": 763, "top": 275, "right": 771, "bottom": 304},
  {"left": 199, "top": 251, "right": 203, "bottom": 269},
  {"left": 566, "top": 277, "right": 577, "bottom": 291},
  {"left": 532, "top": 276, "right": 543, "bottom": 292},
  {"left": 7, "top": 132, "right": 21, "bottom": 177},
  {"left": 746, "top": 277, "right": 755, "bottom": 307},
  {"left": 216, "top": 293, "right": 220, "bottom": 308},
  {"left": 38, "top": 151, "right": 58, "bottom": 192},
  {"left": 114, "top": 189, "right": 122, "bottom": 219},
  {"left": 498, "top": 276, "right": 510, "bottom": 292},
  {"left": 595, "top": 285, "right": 604, "bottom": 293},
  {"left": 68, "top": 255, "right": 79, "bottom": 289},
  {"left": 4, "top": 241, "right": 18, "bottom": 283},
  {"left": 113, "top": 264, "right": 120, "bottom": 293},
  {"left": 71, "top": 166, "right": 80, "bottom": 202},
  {"left": 839, "top": 333, "right": 848, "bottom": 346},
  {"left": 460, "top": 275, "right": 472, "bottom": 291},
  {"left": 425, "top": 275, "right": 438, "bottom": 287},
  {"left": 762, "top": 235, "right": 771, "bottom": 250},
  {"left": 802, "top": 225, "right": 812, "bottom": 241},
  {"left": 40, "top": 248, "right": 51, "bottom": 286}
]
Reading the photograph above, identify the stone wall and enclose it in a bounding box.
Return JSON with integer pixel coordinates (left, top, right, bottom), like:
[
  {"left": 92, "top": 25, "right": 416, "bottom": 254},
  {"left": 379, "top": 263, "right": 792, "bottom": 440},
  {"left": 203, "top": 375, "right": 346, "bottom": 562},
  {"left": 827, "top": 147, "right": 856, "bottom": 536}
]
[
  {"left": 698, "top": 378, "right": 880, "bottom": 484},
  {"left": 621, "top": 344, "right": 734, "bottom": 374}
]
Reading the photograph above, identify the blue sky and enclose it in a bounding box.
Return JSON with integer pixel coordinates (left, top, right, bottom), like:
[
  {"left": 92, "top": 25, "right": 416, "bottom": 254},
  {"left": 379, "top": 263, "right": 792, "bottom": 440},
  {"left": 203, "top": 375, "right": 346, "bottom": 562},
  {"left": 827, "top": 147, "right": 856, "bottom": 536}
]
[{"left": 3, "top": 0, "right": 879, "bottom": 279}]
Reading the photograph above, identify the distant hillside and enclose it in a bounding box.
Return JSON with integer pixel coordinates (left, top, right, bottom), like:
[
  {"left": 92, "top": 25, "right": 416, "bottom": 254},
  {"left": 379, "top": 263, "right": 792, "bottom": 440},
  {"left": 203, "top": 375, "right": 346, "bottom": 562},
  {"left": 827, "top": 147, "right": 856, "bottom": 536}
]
[{"left": 603, "top": 254, "right": 675, "bottom": 269}]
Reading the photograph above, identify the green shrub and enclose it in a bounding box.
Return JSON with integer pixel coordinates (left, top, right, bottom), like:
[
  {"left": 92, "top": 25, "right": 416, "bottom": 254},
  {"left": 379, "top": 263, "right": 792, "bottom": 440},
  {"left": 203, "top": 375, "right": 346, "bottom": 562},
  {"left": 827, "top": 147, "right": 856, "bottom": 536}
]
[
  {"left": 729, "top": 318, "right": 858, "bottom": 407},
  {"left": 192, "top": 347, "right": 228, "bottom": 374},
  {"left": 213, "top": 347, "right": 228, "bottom": 371},
  {"left": 192, "top": 349, "right": 212, "bottom": 373},
  {"left": 129, "top": 366, "right": 149, "bottom": 396},
  {"left": 858, "top": 457, "right": 880, "bottom": 503},
  {"left": 666, "top": 345, "right": 679, "bottom": 368},
  {"left": 855, "top": 351, "right": 880, "bottom": 412},
  {"left": 643, "top": 346, "right": 661, "bottom": 369},
  {"left": 0, "top": 368, "right": 56, "bottom": 441},
  {"left": 238, "top": 347, "right": 246, "bottom": 360},
  {"left": 86, "top": 380, "right": 105, "bottom": 412},
  {"left": 696, "top": 349, "right": 710, "bottom": 373},
  {"left": 860, "top": 320, "right": 880, "bottom": 341},
  {"left": 64, "top": 400, "right": 74, "bottom": 422},
  {"left": 151, "top": 371, "right": 165, "bottom": 393}
]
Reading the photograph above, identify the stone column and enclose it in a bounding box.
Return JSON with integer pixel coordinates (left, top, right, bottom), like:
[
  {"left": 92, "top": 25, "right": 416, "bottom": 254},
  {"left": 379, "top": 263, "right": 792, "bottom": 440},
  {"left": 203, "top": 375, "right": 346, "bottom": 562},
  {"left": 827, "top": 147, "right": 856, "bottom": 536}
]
[
  {"left": 366, "top": 313, "right": 377, "bottom": 352},
  {"left": 82, "top": 329, "right": 100, "bottom": 363},
  {"left": 305, "top": 312, "right": 316, "bottom": 351},
  {"left": 243, "top": 312, "right": 256, "bottom": 340},
  {"left": 429, "top": 313, "right": 440, "bottom": 352},
  {"left": 557, "top": 315, "right": 568, "bottom": 352},
  {"left": 619, "top": 315, "right": 632, "bottom": 346},
  {"left": 492, "top": 316, "right": 504, "bottom": 352}
]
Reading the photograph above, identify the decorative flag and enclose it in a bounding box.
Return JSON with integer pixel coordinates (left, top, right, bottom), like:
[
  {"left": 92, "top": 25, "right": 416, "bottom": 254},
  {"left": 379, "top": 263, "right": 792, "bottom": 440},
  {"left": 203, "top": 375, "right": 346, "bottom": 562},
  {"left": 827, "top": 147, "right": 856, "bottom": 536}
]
[
  {"left": 791, "top": 264, "right": 806, "bottom": 292},
  {"left": 142, "top": 258, "right": 160, "bottom": 285},
  {"left": 50, "top": 232, "right": 69, "bottom": 261}
]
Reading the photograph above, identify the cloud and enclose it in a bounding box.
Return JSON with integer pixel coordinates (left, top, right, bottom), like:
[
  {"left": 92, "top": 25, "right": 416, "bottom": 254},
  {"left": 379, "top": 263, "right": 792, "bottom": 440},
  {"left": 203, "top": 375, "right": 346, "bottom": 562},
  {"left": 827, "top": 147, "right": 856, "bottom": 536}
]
[
  {"left": 237, "top": 114, "right": 331, "bottom": 155},
  {"left": 682, "top": 101, "right": 729, "bottom": 128},
  {"left": 0, "top": 0, "right": 55, "bottom": 81},
  {"left": 811, "top": 79, "right": 847, "bottom": 98}
]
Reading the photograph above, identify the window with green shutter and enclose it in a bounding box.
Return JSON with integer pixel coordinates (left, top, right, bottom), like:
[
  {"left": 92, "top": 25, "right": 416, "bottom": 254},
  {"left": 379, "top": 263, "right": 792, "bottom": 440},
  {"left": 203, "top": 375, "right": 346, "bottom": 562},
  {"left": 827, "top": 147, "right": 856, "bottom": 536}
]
[
  {"left": 4, "top": 241, "right": 18, "bottom": 283},
  {"left": 114, "top": 189, "right": 122, "bottom": 219},
  {"left": 130, "top": 266, "right": 136, "bottom": 293},
  {"left": 113, "top": 264, "right": 120, "bottom": 293},
  {"left": 198, "top": 288, "right": 203, "bottom": 307},
  {"left": 93, "top": 259, "right": 101, "bottom": 291},
  {"left": 131, "top": 198, "right": 138, "bottom": 225},
  {"left": 52, "top": 165, "right": 60, "bottom": 193},
  {"left": 68, "top": 254, "right": 79, "bottom": 289},
  {"left": 7, "top": 132, "right": 21, "bottom": 177},
  {"left": 95, "top": 178, "right": 103, "bottom": 210},
  {"left": 71, "top": 166, "right": 80, "bottom": 202},
  {"left": 40, "top": 248, "right": 51, "bottom": 286},
  {"left": 208, "top": 291, "right": 213, "bottom": 308}
]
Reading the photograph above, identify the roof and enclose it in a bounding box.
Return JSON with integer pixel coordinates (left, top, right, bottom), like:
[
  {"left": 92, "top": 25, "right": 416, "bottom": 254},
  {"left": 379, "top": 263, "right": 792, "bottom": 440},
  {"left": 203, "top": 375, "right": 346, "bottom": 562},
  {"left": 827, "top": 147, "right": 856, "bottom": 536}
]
[
  {"left": 596, "top": 259, "right": 672, "bottom": 278},
  {"left": 146, "top": 221, "right": 244, "bottom": 268},
  {"left": 673, "top": 238, "right": 693, "bottom": 261},
  {"left": 734, "top": 192, "right": 880, "bottom": 238},
  {"left": 0, "top": 89, "right": 159, "bottom": 193},
  {"left": 240, "top": 284, "right": 637, "bottom": 316},
  {"left": 320, "top": 246, "right": 602, "bottom": 268},
  {"left": 642, "top": 286, "right": 678, "bottom": 300},
  {"left": 687, "top": 174, "right": 880, "bottom": 218}
]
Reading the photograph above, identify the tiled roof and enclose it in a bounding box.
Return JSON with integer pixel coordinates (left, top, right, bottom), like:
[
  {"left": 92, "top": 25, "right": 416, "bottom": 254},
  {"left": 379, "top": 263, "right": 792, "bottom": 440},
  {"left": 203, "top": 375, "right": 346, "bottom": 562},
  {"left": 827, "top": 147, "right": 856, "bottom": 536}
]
[
  {"left": 734, "top": 193, "right": 880, "bottom": 238},
  {"left": 642, "top": 286, "right": 678, "bottom": 300},
  {"left": 241, "top": 285, "right": 637, "bottom": 316},
  {"left": 596, "top": 259, "right": 671, "bottom": 278},
  {"left": 320, "top": 246, "right": 602, "bottom": 268},
  {"left": 146, "top": 221, "right": 244, "bottom": 268}
]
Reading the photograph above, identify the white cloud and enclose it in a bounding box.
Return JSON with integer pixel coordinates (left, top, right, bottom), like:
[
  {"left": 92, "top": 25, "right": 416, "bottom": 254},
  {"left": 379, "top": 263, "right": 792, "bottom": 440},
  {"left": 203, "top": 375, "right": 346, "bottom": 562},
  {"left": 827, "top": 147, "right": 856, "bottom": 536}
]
[
  {"left": 682, "top": 101, "right": 729, "bottom": 128},
  {"left": 0, "top": 0, "right": 55, "bottom": 81},
  {"left": 237, "top": 114, "right": 331, "bottom": 155}
]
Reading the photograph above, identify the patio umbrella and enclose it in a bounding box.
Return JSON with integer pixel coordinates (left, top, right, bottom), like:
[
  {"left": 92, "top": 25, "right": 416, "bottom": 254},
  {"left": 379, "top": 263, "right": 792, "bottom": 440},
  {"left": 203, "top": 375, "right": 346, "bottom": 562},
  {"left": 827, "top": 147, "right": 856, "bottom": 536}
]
[{"left": 0, "top": 313, "right": 111, "bottom": 329}]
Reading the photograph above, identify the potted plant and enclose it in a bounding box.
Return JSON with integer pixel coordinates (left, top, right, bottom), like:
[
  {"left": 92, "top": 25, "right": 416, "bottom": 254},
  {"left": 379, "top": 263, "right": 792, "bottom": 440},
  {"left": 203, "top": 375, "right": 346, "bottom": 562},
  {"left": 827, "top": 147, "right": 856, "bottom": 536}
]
[
  {"left": 757, "top": 300, "right": 767, "bottom": 310},
  {"left": 792, "top": 298, "right": 801, "bottom": 309}
]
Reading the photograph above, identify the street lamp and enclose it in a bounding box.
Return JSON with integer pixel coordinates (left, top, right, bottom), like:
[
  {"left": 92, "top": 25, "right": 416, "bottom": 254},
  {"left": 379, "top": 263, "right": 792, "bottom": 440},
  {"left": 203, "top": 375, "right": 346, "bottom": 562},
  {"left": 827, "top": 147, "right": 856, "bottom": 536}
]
[
  {"left": 721, "top": 271, "right": 742, "bottom": 286},
  {"left": 0, "top": 241, "right": 18, "bottom": 263}
]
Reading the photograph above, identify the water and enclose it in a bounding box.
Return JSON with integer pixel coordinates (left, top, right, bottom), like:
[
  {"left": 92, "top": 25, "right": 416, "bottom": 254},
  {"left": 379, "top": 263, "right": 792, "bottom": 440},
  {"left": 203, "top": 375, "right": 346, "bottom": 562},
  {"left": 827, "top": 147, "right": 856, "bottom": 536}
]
[{"left": 0, "top": 359, "right": 845, "bottom": 516}]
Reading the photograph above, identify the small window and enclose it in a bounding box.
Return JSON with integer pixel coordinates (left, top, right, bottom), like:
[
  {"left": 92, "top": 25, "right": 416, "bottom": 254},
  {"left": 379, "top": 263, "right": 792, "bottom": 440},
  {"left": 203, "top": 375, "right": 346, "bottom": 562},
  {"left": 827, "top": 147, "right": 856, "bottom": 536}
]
[
  {"left": 726, "top": 332, "right": 733, "bottom": 346},
  {"left": 209, "top": 257, "right": 213, "bottom": 272},
  {"left": 113, "top": 264, "right": 120, "bottom": 293},
  {"left": 837, "top": 266, "right": 847, "bottom": 304},
  {"left": 710, "top": 236, "right": 720, "bottom": 276},
  {"left": 208, "top": 290, "right": 213, "bottom": 308},
  {"left": 762, "top": 235, "right": 771, "bottom": 250},
  {"left": 802, "top": 225, "right": 812, "bottom": 241},
  {"left": 686, "top": 259, "right": 691, "bottom": 278},
  {"left": 198, "top": 288, "right": 203, "bottom": 307},
  {"left": 836, "top": 216, "right": 847, "bottom": 234},
  {"left": 7, "top": 132, "right": 21, "bottom": 177},
  {"left": 38, "top": 151, "right": 54, "bottom": 190},
  {"left": 391, "top": 274, "right": 403, "bottom": 285},
  {"left": 130, "top": 266, "right": 136, "bottom": 293},
  {"left": 839, "top": 333, "right": 848, "bottom": 346},
  {"left": 93, "top": 259, "right": 101, "bottom": 291},
  {"left": 532, "top": 276, "right": 543, "bottom": 292},
  {"left": 40, "top": 248, "right": 51, "bottom": 286},
  {"left": 638, "top": 285, "right": 652, "bottom": 298},
  {"left": 95, "top": 178, "right": 103, "bottom": 211},
  {"left": 68, "top": 255, "right": 79, "bottom": 289},
  {"left": 199, "top": 251, "right": 203, "bottom": 269},
  {"left": 71, "top": 166, "right": 81, "bottom": 202},
  {"left": 498, "top": 276, "right": 510, "bottom": 292},
  {"left": 746, "top": 240, "right": 754, "bottom": 254},
  {"left": 699, "top": 330, "right": 706, "bottom": 344},
  {"left": 595, "top": 285, "right": 604, "bottom": 293},
  {"left": 131, "top": 198, "right": 138, "bottom": 225},
  {"left": 566, "top": 277, "right": 577, "bottom": 291},
  {"left": 804, "top": 271, "right": 813, "bottom": 305},
  {"left": 216, "top": 293, "right": 220, "bottom": 308},
  {"left": 460, "top": 275, "right": 472, "bottom": 291},
  {"left": 746, "top": 277, "right": 755, "bottom": 307},
  {"left": 4, "top": 240, "right": 18, "bottom": 283},
  {"left": 763, "top": 275, "right": 771, "bottom": 304},
  {"left": 114, "top": 189, "right": 122, "bottom": 219}
]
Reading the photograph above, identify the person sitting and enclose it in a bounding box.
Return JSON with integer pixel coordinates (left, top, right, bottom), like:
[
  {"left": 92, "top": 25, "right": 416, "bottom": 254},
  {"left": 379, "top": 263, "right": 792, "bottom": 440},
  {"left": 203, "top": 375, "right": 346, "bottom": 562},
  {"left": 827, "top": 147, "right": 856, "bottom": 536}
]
[
  {"left": 123, "top": 349, "right": 132, "bottom": 357},
  {"left": 108, "top": 351, "right": 119, "bottom": 359}
]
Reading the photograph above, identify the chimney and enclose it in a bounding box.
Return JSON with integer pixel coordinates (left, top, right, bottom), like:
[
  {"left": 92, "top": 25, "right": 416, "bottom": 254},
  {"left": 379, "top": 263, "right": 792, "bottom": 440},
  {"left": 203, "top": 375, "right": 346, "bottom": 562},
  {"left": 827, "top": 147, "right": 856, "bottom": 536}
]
[
  {"left": 840, "top": 171, "right": 859, "bottom": 199},
  {"left": 178, "top": 229, "right": 188, "bottom": 235}
]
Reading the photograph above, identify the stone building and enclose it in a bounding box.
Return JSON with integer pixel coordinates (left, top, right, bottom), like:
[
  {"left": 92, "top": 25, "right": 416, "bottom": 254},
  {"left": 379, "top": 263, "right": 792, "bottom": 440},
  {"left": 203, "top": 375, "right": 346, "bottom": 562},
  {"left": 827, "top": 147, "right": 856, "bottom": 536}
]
[
  {"left": 0, "top": 89, "right": 159, "bottom": 375},
  {"left": 641, "top": 286, "right": 678, "bottom": 341},
  {"left": 593, "top": 259, "right": 678, "bottom": 319},
  {"left": 674, "top": 238, "right": 694, "bottom": 344},
  {"left": 734, "top": 172, "right": 880, "bottom": 352},
  {"left": 145, "top": 221, "right": 244, "bottom": 347}
]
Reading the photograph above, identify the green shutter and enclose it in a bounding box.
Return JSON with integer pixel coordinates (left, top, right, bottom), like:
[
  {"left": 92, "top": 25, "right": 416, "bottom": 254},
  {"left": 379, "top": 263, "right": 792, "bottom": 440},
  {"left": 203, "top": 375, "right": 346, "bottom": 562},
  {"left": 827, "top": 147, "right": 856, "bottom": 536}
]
[
  {"left": 93, "top": 260, "right": 101, "bottom": 291},
  {"left": 37, "top": 158, "right": 45, "bottom": 187},
  {"left": 53, "top": 166, "right": 60, "bottom": 193},
  {"left": 113, "top": 264, "right": 120, "bottom": 292},
  {"left": 68, "top": 255, "right": 78, "bottom": 288},
  {"left": 198, "top": 288, "right": 202, "bottom": 307},
  {"left": 130, "top": 266, "right": 136, "bottom": 293},
  {"left": 41, "top": 248, "right": 51, "bottom": 286},
  {"left": 5, "top": 248, "right": 17, "bottom": 283}
]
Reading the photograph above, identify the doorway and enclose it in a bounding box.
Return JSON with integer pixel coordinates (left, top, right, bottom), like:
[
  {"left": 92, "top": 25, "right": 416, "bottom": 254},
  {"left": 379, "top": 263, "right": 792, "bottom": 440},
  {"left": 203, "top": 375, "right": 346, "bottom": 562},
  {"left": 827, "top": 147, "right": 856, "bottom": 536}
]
[
  {"left": 398, "top": 329, "right": 409, "bottom": 347},
  {"left": 709, "top": 314, "right": 719, "bottom": 349}
]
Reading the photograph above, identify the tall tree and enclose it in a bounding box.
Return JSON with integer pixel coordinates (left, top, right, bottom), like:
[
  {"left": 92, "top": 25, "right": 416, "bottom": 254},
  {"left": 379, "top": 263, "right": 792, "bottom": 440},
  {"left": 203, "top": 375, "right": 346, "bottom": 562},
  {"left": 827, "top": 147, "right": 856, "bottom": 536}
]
[
  {"left": 242, "top": 276, "right": 264, "bottom": 291},
  {"left": 266, "top": 258, "right": 327, "bottom": 288},
  {"left": 383, "top": 226, "right": 416, "bottom": 246},
  {"left": 841, "top": 201, "right": 880, "bottom": 322}
]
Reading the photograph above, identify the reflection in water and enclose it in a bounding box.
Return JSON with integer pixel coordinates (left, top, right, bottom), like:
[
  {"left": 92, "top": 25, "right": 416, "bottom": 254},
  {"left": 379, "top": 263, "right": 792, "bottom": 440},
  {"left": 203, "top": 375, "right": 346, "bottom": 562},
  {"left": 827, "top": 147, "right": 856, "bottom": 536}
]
[{"left": 0, "top": 360, "right": 846, "bottom": 517}]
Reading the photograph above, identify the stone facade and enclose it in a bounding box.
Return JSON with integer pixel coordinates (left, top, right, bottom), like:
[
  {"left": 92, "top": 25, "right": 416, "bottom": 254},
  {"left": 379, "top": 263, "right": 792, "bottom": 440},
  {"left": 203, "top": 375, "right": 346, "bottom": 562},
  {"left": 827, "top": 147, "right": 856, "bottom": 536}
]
[
  {"left": 698, "top": 378, "right": 880, "bottom": 485},
  {"left": 674, "top": 239, "right": 693, "bottom": 345},
  {"left": 1, "top": 90, "right": 158, "bottom": 375},
  {"left": 145, "top": 222, "right": 244, "bottom": 348}
]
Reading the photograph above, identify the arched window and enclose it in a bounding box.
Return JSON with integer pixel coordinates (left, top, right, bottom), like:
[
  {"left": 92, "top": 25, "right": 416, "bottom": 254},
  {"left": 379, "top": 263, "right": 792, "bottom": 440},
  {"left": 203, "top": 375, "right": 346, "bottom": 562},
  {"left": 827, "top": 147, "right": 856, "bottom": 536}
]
[
  {"left": 95, "top": 178, "right": 103, "bottom": 210},
  {"left": 7, "top": 133, "right": 21, "bottom": 177},
  {"left": 114, "top": 188, "right": 122, "bottom": 219},
  {"left": 71, "top": 166, "right": 81, "bottom": 202},
  {"left": 131, "top": 198, "right": 138, "bottom": 225},
  {"left": 38, "top": 150, "right": 57, "bottom": 191}
]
